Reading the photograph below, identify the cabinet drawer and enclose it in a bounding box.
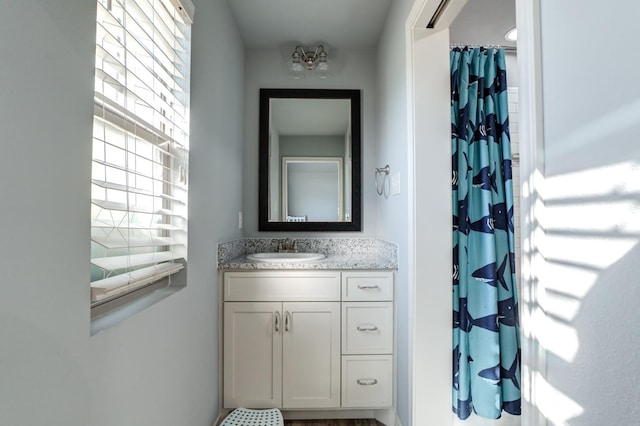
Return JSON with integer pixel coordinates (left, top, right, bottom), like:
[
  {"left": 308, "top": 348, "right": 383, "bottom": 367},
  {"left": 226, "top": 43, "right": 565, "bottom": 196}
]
[
  {"left": 342, "top": 302, "right": 393, "bottom": 354},
  {"left": 342, "top": 355, "right": 393, "bottom": 408},
  {"left": 224, "top": 271, "right": 341, "bottom": 301},
  {"left": 342, "top": 271, "right": 393, "bottom": 301}
]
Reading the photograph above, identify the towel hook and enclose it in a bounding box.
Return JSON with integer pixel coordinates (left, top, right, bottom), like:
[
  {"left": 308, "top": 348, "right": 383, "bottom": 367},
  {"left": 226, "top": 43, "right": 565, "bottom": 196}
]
[{"left": 374, "top": 165, "right": 390, "bottom": 196}]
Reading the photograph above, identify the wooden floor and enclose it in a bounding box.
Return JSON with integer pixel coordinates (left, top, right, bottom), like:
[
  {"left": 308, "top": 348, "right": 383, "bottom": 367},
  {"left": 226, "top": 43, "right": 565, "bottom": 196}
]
[
  {"left": 284, "top": 420, "right": 384, "bottom": 426},
  {"left": 217, "top": 411, "right": 385, "bottom": 426}
]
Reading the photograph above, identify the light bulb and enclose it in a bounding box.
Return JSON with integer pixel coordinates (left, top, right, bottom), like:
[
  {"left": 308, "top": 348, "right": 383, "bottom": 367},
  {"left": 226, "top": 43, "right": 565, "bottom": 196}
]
[
  {"left": 314, "top": 58, "right": 330, "bottom": 79},
  {"left": 314, "top": 47, "right": 330, "bottom": 79},
  {"left": 289, "top": 51, "right": 305, "bottom": 79}
]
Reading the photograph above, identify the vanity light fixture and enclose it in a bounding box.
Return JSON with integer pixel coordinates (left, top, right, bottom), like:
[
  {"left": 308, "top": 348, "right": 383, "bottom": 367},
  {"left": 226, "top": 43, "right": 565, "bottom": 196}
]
[{"left": 289, "top": 44, "right": 330, "bottom": 79}]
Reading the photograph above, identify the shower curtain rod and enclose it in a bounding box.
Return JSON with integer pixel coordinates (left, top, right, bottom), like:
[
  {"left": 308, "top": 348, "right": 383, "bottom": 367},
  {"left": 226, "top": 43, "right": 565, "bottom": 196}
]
[{"left": 450, "top": 44, "right": 517, "bottom": 53}]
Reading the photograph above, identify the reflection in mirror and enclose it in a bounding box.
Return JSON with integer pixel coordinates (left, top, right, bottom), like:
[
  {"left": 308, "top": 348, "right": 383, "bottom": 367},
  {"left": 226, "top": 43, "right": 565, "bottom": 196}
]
[
  {"left": 259, "top": 89, "right": 361, "bottom": 231},
  {"left": 282, "top": 157, "right": 344, "bottom": 222}
]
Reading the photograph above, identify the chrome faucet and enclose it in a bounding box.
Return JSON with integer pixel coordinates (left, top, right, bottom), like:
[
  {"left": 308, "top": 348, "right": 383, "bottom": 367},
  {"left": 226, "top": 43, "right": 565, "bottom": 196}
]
[{"left": 278, "top": 238, "right": 298, "bottom": 253}]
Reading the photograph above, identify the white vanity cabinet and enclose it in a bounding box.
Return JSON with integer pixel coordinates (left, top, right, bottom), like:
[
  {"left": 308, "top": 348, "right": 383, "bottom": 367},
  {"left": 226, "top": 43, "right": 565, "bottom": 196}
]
[
  {"left": 223, "top": 271, "right": 341, "bottom": 409},
  {"left": 222, "top": 269, "right": 394, "bottom": 411}
]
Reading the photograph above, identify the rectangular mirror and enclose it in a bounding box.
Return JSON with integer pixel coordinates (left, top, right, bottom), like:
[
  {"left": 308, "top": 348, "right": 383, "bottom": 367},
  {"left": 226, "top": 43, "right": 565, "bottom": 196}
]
[{"left": 259, "top": 89, "right": 361, "bottom": 231}]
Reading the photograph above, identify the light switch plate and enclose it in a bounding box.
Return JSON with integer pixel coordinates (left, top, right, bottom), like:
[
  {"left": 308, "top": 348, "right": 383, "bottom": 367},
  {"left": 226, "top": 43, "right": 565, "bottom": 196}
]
[{"left": 391, "top": 173, "right": 400, "bottom": 196}]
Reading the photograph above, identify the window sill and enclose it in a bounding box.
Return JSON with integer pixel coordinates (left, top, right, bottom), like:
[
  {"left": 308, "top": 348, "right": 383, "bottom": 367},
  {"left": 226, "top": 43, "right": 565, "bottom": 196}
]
[{"left": 91, "top": 275, "right": 185, "bottom": 335}]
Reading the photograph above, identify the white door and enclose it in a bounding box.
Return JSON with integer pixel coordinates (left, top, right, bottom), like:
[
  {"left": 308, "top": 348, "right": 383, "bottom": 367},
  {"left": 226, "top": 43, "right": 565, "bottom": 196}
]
[
  {"left": 223, "top": 302, "right": 283, "bottom": 408},
  {"left": 282, "top": 302, "right": 341, "bottom": 408}
]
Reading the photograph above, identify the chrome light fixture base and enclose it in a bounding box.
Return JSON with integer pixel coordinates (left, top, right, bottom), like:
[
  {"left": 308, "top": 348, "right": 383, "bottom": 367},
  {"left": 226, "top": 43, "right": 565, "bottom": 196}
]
[{"left": 289, "top": 44, "right": 330, "bottom": 79}]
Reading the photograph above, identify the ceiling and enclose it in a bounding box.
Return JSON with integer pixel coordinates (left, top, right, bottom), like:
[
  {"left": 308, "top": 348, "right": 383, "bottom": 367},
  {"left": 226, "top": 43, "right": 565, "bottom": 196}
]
[
  {"left": 228, "top": 0, "right": 515, "bottom": 50},
  {"left": 449, "top": 0, "right": 516, "bottom": 48},
  {"left": 227, "top": 0, "right": 392, "bottom": 49}
]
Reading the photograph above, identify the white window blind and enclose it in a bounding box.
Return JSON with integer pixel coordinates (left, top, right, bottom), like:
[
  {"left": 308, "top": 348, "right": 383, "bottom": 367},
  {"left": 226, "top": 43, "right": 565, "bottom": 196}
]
[{"left": 91, "top": 0, "right": 193, "bottom": 303}]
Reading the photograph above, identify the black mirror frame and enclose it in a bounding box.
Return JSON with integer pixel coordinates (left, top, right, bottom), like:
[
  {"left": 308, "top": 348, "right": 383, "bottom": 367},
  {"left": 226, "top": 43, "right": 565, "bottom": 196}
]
[{"left": 258, "top": 88, "right": 362, "bottom": 232}]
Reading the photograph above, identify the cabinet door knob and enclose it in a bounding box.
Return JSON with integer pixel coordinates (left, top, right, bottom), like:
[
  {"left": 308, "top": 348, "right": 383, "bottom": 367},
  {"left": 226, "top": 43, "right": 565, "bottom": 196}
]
[
  {"left": 274, "top": 311, "right": 281, "bottom": 332},
  {"left": 357, "top": 378, "right": 378, "bottom": 386},
  {"left": 356, "top": 325, "right": 379, "bottom": 332},
  {"left": 357, "top": 284, "right": 379, "bottom": 290},
  {"left": 285, "top": 311, "right": 291, "bottom": 332}
]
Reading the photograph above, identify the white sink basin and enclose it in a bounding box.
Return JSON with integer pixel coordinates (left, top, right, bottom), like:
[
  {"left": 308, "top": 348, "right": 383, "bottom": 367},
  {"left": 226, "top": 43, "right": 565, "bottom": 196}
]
[{"left": 246, "top": 252, "right": 326, "bottom": 263}]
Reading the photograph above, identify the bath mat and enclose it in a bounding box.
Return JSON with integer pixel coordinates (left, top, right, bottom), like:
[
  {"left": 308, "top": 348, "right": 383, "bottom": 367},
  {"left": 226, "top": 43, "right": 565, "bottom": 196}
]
[{"left": 221, "top": 408, "right": 284, "bottom": 426}]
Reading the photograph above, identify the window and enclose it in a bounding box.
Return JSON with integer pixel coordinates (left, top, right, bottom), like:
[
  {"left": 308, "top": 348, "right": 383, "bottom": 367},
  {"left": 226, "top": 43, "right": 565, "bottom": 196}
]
[{"left": 90, "top": 0, "right": 194, "bottom": 305}]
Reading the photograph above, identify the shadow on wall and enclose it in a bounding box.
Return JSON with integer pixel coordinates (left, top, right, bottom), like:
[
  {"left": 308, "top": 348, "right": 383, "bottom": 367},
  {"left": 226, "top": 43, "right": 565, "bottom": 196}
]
[{"left": 522, "top": 157, "right": 640, "bottom": 424}]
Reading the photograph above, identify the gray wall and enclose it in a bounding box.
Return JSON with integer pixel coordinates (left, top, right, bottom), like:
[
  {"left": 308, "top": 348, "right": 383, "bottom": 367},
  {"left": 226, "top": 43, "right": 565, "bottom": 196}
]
[
  {"left": 535, "top": 1, "right": 640, "bottom": 424},
  {"left": 0, "top": 1, "right": 244, "bottom": 425},
  {"left": 242, "top": 48, "right": 378, "bottom": 237},
  {"left": 376, "top": 0, "right": 415, "bottom": 423}
]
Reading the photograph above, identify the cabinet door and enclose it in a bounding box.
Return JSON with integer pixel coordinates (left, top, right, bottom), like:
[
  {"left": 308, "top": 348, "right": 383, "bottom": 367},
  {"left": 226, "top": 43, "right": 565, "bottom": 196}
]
[
  {"left": 223, "top": 302, "right": 283, "bottom": 408},
  {"left": 282, "top": 302, "right": 341, "bottom": 408}
]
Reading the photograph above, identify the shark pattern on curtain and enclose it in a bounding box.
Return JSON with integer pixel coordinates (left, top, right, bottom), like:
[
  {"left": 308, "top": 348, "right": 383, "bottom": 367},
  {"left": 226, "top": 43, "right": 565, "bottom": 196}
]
[{"left": 450, "top": 47, "right": 521, "bottom": 420}]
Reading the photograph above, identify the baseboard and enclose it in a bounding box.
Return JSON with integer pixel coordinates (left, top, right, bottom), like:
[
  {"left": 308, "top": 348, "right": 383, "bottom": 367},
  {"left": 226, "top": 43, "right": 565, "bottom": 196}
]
[
  {"left": 282, "top": 409, "right": 376, "bottom": 420},
  {"left": 394, "top": 412, "right": 403, "bottom": 426},
  {"left": 213, "top": 409, "right": 232, "bottom": 426},
  {"left": 373, "top": 408, "right": 401, "bottom": 426}
]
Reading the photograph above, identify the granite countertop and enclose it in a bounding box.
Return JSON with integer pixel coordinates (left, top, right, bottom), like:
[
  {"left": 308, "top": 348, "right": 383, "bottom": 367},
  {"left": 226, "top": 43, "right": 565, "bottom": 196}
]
[
  {"left": 217, "top": 238, "right": 398, "bottom": 271},
  {"left": 220, "top": 253, "right": 396, "bottom": 270}
]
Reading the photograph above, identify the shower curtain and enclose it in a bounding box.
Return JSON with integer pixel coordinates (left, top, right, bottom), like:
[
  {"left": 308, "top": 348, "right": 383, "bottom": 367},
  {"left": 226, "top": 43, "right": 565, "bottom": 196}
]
[{"left": 450, "top": 47, "right": 521, "bottom": 420}]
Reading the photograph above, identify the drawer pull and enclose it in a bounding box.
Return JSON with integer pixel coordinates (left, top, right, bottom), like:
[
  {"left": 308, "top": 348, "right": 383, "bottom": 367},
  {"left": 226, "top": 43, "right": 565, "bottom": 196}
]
[
  {"left": 285, "top": 311, "right": 291, "bottom": 332},
  {"left": 357, "top": 378, "right": 378, "bottom": 386},
  {"left": 274, "top": 311, "right": 281, "bottom": 332},
  {"left": 357, "top": 325, "right": 379, "bottom": 332},
  {"left": 357, "top": 284, "right": 380, "bottom": 290}
]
